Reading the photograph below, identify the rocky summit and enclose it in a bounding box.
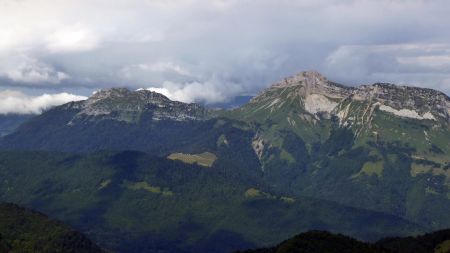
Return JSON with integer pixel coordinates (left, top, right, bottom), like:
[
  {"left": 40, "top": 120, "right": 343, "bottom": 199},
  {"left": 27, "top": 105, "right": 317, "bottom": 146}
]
[
  {"left": 246, "top": 71, "right": 450, "bottom": 123},
  {"left": 63, "top": 88, "right": 209, "bottom": 124}
]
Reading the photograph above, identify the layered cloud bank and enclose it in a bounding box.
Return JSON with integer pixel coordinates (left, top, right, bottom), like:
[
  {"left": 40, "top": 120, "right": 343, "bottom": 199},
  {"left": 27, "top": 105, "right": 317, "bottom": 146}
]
[
  {"left": 0, "top": 90, "right": 87, "bottom": 114},
  {"left": 0, "top": 0, "right": 450, "bottom": 104}
]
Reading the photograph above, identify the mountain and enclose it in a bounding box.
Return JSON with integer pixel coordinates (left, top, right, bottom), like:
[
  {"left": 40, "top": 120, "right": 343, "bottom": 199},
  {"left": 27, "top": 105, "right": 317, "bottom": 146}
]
[
  {"left": 0, "top": 114, "right": 33, "bottom": 136},
  {"left": 226, "top": 71, "right": 450, "bottom": 229},
  {"left": 0, "top": 88, "right": 219, "bottom": 155},
  {"left": 0, "top": 202, "right": 105, "bottom": 253},
  {"left": 0, "top": 71, "right": 449, "bottom": 251},
  {"left": 68, "top": 88, "right": 209, "bottom": 123},
  {"left": 236, "top": 229, "right": 450, "bottom": 253}
]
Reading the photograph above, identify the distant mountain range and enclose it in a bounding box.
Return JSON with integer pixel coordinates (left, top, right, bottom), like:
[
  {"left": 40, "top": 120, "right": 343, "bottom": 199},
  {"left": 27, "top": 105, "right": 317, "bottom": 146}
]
[{"left": 0, "top": 71, "right": 449, "bottom": 252}]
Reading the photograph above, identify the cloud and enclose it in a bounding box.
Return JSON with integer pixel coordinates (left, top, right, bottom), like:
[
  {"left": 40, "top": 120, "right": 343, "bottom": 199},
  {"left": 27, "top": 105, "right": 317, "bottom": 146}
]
[
  {"left": 1, "top": 0, "right": 450, "bottom": 100},
  {"left": 325, "top": 43, "right": 450, "bottom": 93},
  {"left": 0, "top": 55, "right": 69, "bottom": 84},
  {"left": 46, "top": 25, "right": 100, "bottom": 53},
  {"left": 0, "top": 90, "right": 87, "bottom": 114},
  {"left": 145, "top": 78, "right": 244, "bottom": 104},
  {"left": 122, "top": 62, "right": 193, "bottom": 79}
]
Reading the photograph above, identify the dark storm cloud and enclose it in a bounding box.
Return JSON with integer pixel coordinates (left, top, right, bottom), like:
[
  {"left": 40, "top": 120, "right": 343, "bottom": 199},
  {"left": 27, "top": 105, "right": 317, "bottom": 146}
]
[{"left": 1, "top": 0, "right": 450, "bottom": 112}]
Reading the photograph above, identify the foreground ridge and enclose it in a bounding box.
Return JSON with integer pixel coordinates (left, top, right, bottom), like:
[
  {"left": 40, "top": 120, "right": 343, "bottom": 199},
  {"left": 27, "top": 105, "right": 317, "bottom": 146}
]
[{"left": 237, "top": 229, "right": 450, "bottom": 253}]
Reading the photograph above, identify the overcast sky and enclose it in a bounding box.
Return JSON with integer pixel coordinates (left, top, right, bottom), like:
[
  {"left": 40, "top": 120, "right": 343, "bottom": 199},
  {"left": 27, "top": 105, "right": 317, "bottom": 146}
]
[{"left": 1, "top": 0, "right": 450, "bottom": 113}]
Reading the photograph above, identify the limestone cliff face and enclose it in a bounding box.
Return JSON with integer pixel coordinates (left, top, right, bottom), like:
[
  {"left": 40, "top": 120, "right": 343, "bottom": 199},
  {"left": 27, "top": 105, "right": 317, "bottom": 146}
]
[
  {"left": 248, "top": 71, "right": 450, "bottom": 123},
  {"left": 62, "top": 88, "right": 209, "bottom": 124}
]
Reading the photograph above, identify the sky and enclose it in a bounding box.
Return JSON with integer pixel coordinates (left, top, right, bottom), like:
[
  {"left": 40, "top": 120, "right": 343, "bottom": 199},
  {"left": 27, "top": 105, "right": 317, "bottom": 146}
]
[{"left": 1, "top": 0, "right": 450, "bottom": 114}]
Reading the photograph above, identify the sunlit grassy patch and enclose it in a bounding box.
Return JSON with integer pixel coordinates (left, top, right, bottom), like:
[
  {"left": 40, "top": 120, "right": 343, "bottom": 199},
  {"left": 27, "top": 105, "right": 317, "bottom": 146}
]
[
  {"left": 124, "top": 181, "right": 173, "bottom": 196},
  {"left": 280, "top": 149, "right": 295, "bottom": 164},
  {"left": 244, "top": 188, "right": 265, "bottom": 198},
  {"left": 244, "top": 188, "right": 295, "bottom": 203},
  {"left": 216, "top": 134, "right": 229, "bottom": 147},
  {"left": 352, "top": 161, "right": 383, "bottom": 178},
  {"left": 167, "top": 152, "right": 217, "bottom": 167},
  {"left": 280, "top": 196, "right": 296, "bottom": 203},
  {"left": 98, "top": 179, "right": 112, "bottom": 190}
]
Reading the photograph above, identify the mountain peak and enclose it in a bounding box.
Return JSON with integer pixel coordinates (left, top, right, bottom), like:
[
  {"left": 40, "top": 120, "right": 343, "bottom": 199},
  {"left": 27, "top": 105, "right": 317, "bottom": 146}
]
[
  {"left": 244, "top": 71, "right": 450, "bottom": 122},
  {"left": 272, "top": 71, "right": 329, "bottom": 89},
  {"left": 65, "top": 88, "right": 208, "bottom": 124},
  {"left": 89, "top": 88, "right": 171, "bottom": 104},
  {"left": 91, "top": 88, "right": 131, "bottom": 99}
]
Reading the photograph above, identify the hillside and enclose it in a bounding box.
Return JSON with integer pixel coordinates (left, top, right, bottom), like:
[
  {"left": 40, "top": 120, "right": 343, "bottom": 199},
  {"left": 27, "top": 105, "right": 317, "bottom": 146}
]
[
  {"left": 0, "top": 150, "right": 424, "bottom": 253},
  {"left": 226, "top": 71, "right": 450, "bottom": 229},
  {"left": 0, "top": 114, "right": 32, "bottom": 137},
  {"left": 0, "top": 202, "right": 105, "bottom": 253},
  {"left": 237, "top": 229, "right": 450, "bottom": 253}
]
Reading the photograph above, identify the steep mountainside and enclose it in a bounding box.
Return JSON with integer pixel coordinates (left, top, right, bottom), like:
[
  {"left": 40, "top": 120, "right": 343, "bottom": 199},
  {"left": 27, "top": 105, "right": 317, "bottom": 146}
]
[
  {"left": 0, "top": 88, "right": 219, "bottom": 154},
  {"left": 226, "top": 71, "right": 450, "bottom": 229},
  {"left": 0, "top": 202, "right": 105, "bottom": 253},
  {"left": 0, "top": 114, "right": 33, "bottom": 136},
  {"left": 237, "top": 229, "right": 450, "bottom": 253}
]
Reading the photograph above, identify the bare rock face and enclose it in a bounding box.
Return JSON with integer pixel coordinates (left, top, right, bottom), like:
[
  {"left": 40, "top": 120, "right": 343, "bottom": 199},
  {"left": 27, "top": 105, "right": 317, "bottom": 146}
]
[
  {"left": 354, "top": 83, "right": 450, "bottom": 119},
  {"left": 270, "top": 71, "right": 352, "bottom": 99},
  {"left": 249, "top": 71, "right": 450, "bottom": 122},
  {"left": 64, "top": 88, "right": 209, "bottom": 124}
]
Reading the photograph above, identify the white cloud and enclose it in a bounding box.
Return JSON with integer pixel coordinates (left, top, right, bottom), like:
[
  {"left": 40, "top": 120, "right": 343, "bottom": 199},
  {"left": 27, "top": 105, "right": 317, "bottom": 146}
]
[
  {"left": 122, "top": 62, "right": 192, "bottom": 77},
  {"left": 397, "top": 55, "right": 450, "bottom": 69},
  {"left": 145, "top": 79, "right": 243, "bottom": 104},
  {"left": 0, "top": 90, "right": 87, "bottom": 114},
  {"left": 0, "top": 55, "right": 69, "bottom": 84},
  {"left": 325, "top": 43, "right": 450, "bottom": 93},
  {"left": 1, "top": 0, "right": 450, "bottom": 99},
  {"left": 46, "top": 25, "right": 100, "bottom": 53}
]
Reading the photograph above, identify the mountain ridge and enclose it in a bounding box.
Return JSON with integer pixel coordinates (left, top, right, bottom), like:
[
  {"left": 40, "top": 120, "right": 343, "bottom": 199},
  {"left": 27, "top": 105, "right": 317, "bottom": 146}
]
[
  {"left": 0, "top": 70, "right": 449, "bottom": 252},
  {"left": 62, "top": 87, "right": 209, "bottom": 125},
  {"left": 236, "top": 229, "right": 450, "bottom": 253},
  {"left": 246, "top": 71, "right": 450, "bottom": 122}
]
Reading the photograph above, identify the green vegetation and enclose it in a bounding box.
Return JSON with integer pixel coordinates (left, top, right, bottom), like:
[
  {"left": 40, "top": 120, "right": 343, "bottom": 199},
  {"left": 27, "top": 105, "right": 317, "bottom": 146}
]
[
  {"left": 0, "top": 151, "right": 425, "bottom": 253},
  {"left": 376, "top": 229, "right": 450, "bottom": 253},
  {"left": 353, "top": 161, "right": 384, "bottom": 178},
  {"left": 217, "top": 134, "right": 229, "bottom": 147},
  {"left": 238, "top": 229, "right": 450, "bottom": 253},
  {"left": 0, "top": 114, "right": 32, "bottom": 137},
  {"left": 1, "top": 84, "right": 450, "bottom": 252},
  {"left": 244, "top": 188, "right": 296, "bottom": 203},
  {"left": 98, "top": 179, "right": 112, "bottom": 190},
  {"left": 124, "top": 180, "right": 173, "bottom": 196},
  {"left": 0, "top": 203, "right": 104, "bottom": 253},
  {"left": 167, "top": 152, "right": 217, "bottom": 167}
]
